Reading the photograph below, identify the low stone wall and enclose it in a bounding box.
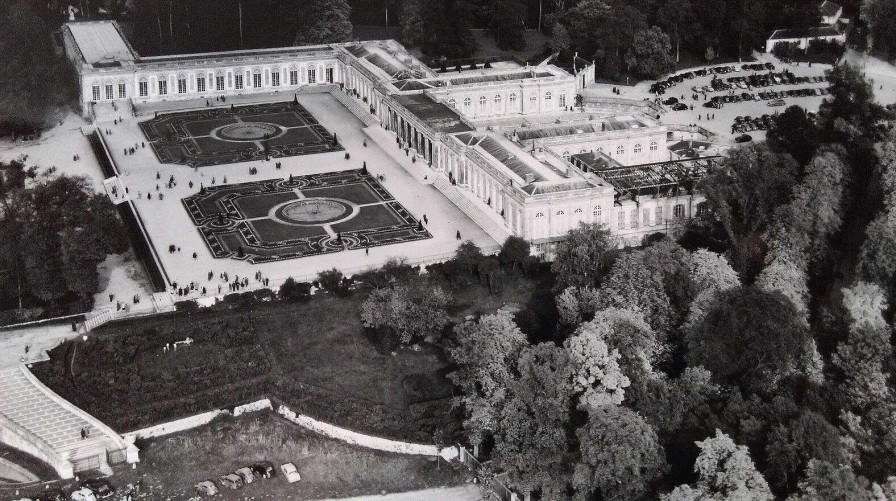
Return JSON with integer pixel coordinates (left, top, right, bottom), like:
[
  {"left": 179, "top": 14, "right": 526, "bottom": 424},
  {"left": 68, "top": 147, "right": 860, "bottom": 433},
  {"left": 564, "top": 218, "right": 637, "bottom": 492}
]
[
  {"left": 276, "top": 404, "right": 457, "bottom": 461},
  {"left": 124, "top": 398, "right": 272, "bottom": 440},
  {"left": 0, "top": 413, "right": 73, "bottom": 479}
]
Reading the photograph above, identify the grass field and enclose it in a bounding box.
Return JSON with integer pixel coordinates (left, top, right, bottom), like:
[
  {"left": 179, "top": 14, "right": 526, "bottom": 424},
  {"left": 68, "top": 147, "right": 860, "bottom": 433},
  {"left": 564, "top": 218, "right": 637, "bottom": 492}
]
[{"left": 34, "top": 268, "right": 544, "bottom": 440}]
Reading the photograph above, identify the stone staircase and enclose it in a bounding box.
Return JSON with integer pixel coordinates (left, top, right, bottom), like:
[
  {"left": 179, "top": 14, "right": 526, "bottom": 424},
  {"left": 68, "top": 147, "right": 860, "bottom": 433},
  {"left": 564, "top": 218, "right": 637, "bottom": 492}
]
[
  {"left": 0, "top": 366, "right": 136, "bottom": 479},
  {"left": 432, "top": 177, "right": 512, "bottom": 244},
  {"left": 331, "top": 90, "right": 380, "bottom": 127},
  {"left": 151, "top": 292, "right": 176, "bottom": 313}
]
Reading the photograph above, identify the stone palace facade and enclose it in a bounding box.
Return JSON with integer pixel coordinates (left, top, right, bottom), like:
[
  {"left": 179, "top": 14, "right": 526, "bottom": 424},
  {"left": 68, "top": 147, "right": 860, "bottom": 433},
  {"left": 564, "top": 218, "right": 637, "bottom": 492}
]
[{"left": 64, "top": 20, "right": 709, "bottom": 254}]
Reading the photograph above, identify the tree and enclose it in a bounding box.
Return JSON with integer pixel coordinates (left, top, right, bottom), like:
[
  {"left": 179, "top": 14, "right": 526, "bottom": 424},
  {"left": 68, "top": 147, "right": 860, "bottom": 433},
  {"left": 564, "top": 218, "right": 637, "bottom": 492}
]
[
  {"left": 292, "top": 0, "right": 353, "bottom": 45},
  {"left": 494, "top": 343, "right": 575, "bottom": 496},
  {"left": 551, "top": 222, "right": 616, "bottom": 290},
  {"left": 698, "top": 143, "right": 799, "bottom": 278},
  {"left": 400, "top": 0, "right": 424, "bottom": 47},
  {"left": 663, "top": 430, "right": 773, "bottom": 501},
  {"left": 766, "top": 411, "right": 848, "bottom": 492},
  {"left": 657, "top": 0, "right": 692, "bottom": 62},
  {"left": 316, "top": 268, "right": 346, "bottom": 295},
  {"left": 448, "top": 310, "right": 528, "bottom": 444},
  {"left": 498, "top": 236, "right": 530, "bottom": 270},
  {"left": 817, "top": 63, "right": 886, "bottom": 144},
  {"left": 686, "top": 286, "right": 810, "bottom": 392},
  {"left": 278, "top": 277, "right": 312, "bottom": 302},
  {"left": 788, "top": 460, "right": 879, "bottom": 501},
  {"left": 360, "top": 283, "right": 451, "bottom": 344},
  {"left": 625, "top": 26, "right": 675, "bottom": 78},
  {"left": 0, "top": 1, "right": 77, "bottom": 127},
  {"left": 574, "top": 406, "right": 669, "bottom": 501},
  {"left": 861, "top": 0, "right": 896, "bottom": 60},
  {"left": 549, "top": 21, "right": 571, "bottom": 54},
  {"left": 766, "top": 106, "right": 821, "bottom": 166},
  {"left": 564, "top": 317, "right": 631, "bottom": 409},
  {"left": 490, "top": 0, "right": 526, "bottom": 50},
  {"left": 421, "top": 0, "right": 477, "bottom": 58}
]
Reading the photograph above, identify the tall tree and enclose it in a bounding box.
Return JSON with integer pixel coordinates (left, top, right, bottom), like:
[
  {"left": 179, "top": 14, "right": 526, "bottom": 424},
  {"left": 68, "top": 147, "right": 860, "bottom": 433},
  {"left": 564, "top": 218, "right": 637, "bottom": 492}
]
[
  {"left": 625, "top": 25, "right": 675, "bottom": 78},
  {"left": 575, "top": 405, "right": 669, "bottom": 501},
  {"left": 293, "top": 0, "right": 353, "bottom": 44},
  {"left": 551, "top": 222, "right": 616, "bottom": 290},
  {"left": 400, "top": 0, "right": 424, "bottom": 47},
  {"left": 663, "top": 430, "right": 773, "bottom": 501}
]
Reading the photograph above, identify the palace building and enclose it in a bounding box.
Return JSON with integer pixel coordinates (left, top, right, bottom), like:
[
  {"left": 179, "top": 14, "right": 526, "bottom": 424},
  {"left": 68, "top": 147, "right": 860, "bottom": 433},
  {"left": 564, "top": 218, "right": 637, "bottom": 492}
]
[{"left": 63, "top": 20, "right": 709, "bottom": 256}]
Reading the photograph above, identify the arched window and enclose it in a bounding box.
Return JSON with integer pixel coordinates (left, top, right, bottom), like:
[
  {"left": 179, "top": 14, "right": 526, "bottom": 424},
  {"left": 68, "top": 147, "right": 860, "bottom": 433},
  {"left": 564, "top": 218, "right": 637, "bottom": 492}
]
[
  {"left": 463, "top": 97, "right": 471, "bottom": 109},
  {"left": 509, "top": 93, "right": 517, "bottom": 104},
  {"left": 580, "top": 148, "right": 587, "bottom": 153},
  {"left": 563, "top": 151, "right": 570, "bottom": 158},
  {"left": 535, "top": 212, "right": 544, "bottom": 218},
  {"left": 448, "top": 99, "right": 456, "bottom": 108},
  {"left": 617, "top": 145, "right": 625, "bottom": 155},
  {"left": 545, "top": 91, "right": 552, "bottom": 102},
  {"left": 494, "top": 94, "right": 502, "bottom": 105},
  {"left": 574, "top": 208, "right": 583, "bottom": 214},
  {"left": 479, "top": 96, "right": 487, "bottom": 106},
  {"left": 593, "top": 205, "right": 602, "bottom": 220},
  {"left": 650, "top": 141, "right": 658, "bottom": 151},
  {"left": 634, "top": 143, "right": 642, "bottom": 153},
  {"left": 556, "top": 210, "right": 565, "bottom": 215}
]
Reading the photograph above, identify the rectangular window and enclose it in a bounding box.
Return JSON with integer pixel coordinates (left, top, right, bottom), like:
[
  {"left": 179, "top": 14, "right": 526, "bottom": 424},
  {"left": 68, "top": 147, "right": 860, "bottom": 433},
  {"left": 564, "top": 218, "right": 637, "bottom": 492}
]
[
  {"left": 118, "top": 83, "right": 126, "bottom": 99},
  {"left": 674, "top": 204, "right": 686, "bottom": 219},
  {"left": 617, "top": 211, "right": 625, "bottom": 229},
  {"left": 643, "top": 208, "right": 650, "bottom": 226},
  {"left": 215, "top": 76, "right": 224, "bottom": 91},
  {"left": 559, "top": 93, "right": 566, "bottom": 108},
  {"left": 139, "top": 81, "right": 148, "bottom": 97},
  {"left": 325, "top": 67, "right": 334, "bottom": 83},
  {"left": 177, "top": 78, "right": 187, "bottom": 94},
  {"left": 197, "top": 76, "right": 206, "bottom": 93},
  {"left": 158, "top": 79, "right": 168, "bottom": 95},
  {"left": 308, "top": 68, "right": 316, "bottom": 84},
  {"left": 105, "top": 84, "right": 114, "bottom": 100},
  {"left": 655, "top": 206, "right": 663, "bottom": 223},
  {"left": 234, "top": 74, "right": 243, "bottom": 90},
  {"left": 252, "top": 73, "right": 262, "bottom": 88},
  {"left": 92, "top": 85, "right": 100, "bottom": 101},
  {"left": 630, "top": 209, "right": 639, "bottom": 228},
  {"left": 289, "top": 70, "right": 298, "bottom": 85},
  {"left": 271, "top": 71, "right": 280, "bottom": 87}
]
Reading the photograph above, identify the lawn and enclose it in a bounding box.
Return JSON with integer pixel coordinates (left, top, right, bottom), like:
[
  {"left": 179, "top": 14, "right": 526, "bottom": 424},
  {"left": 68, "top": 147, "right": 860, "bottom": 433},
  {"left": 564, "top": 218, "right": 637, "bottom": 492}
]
[
  {"left": 19, "top": 412, "right": 473, "bottom": 501},
  {"left": 32, "top": 268, "right": 543, "bottom": 441}
]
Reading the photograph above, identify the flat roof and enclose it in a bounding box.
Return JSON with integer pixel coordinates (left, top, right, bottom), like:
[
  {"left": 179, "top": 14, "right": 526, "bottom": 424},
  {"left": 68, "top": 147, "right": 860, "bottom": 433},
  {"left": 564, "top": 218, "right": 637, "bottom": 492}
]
[
  {"left": 574, "top": 156, "right": 718, "bottom": 192},
  {"left": 769, "top": 26, "right": 842, "bottom": 40},
  {"left": 454, "top": 132, "right": 566, "bottom": 183},
  {"left": 570, "top": 151, "right": 622, "bottom": 172},
  {"left": 67, "top": 21, "right": 134, "bottom": 64},
  {"left": 393, "top": 94, "right": 473, "bottom": 134}
]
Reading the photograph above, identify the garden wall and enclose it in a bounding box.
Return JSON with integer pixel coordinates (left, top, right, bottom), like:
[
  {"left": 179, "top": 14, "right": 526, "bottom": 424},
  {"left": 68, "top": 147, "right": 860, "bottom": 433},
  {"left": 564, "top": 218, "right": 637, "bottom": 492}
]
[
  {"left": 276, "top": 404, "right": 457, "bottom": 461},
  {"left": 123, "top": 399, "right": 272, "bottom": 440}
]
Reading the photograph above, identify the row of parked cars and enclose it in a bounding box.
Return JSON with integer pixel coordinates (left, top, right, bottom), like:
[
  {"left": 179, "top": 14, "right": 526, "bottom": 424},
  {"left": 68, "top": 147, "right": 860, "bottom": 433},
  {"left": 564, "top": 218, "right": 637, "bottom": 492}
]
[
  {"left": 193, "top": 461, "right": 301, "bottom": 497},
  {"left": 16, "top": 478, "right": 115, "bottom": 501},
  {"left": 700, "top": 86, "right": 829, "bottom": 109},
  {"left": 650, "top": 62, "right": 777, "bottom": 94},
  {"left": 705, "top": 71, "right": 828, "bottom": 92},
  {"left": 732, "top": 114, "right": 776, "bottom": 133}
]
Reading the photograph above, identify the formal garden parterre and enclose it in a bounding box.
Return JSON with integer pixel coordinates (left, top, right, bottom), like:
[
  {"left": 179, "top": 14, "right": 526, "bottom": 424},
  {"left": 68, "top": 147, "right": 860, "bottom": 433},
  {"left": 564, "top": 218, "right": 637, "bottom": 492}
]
[
  {"left": 182, "top": 169, "right": 431, "bottom": 263},
  {"left": 138, "top": 101, "right": 343, "bottom": 167}
]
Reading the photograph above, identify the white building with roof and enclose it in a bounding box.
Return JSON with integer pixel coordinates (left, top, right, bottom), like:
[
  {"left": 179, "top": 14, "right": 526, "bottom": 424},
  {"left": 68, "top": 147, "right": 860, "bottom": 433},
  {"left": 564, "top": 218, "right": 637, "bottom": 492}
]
[{"left": 63, "top": 20, "right": 706, "bottom": 255}]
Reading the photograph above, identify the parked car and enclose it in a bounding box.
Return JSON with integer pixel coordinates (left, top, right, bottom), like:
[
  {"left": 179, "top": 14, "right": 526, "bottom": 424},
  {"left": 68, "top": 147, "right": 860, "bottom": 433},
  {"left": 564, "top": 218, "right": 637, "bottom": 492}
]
[
  {"left": 69, "top": 489, "right": 98, "bottom": 501},
  {"left": 735, "top": 134, "right": 753, "bottom": 143},
  {"left": 662, "top": 97, "right": 679, "bottom": 105},
  {"left": 235, "top": 467, "right": 255, "bottom": 484},
  {"left": 252, "top": 461, "right": 276, "bottom": 479},
  {"left": 768, "top": 98, "right": 786, "bottom": 107},
  {"left": 219, "top": 474, "right": 243, "bottom": 490},
  {"left": 80, "top": 479, "right": 115, "bottom": 499},
  {"left": 195, "top": 480, "right": 219, "bottom": 496},
  {"left": 671, "top": 102, "right": 688, "bottom": 111},
  {"left": 281, "top": 462, "right": 301, "bottom": 483}
]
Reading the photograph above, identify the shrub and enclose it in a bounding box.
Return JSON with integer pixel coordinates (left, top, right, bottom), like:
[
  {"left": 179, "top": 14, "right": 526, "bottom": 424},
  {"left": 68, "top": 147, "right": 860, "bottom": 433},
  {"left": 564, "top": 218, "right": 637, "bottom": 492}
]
[{"left": 279, "top": 278, "right": 312, "bottom": 302}]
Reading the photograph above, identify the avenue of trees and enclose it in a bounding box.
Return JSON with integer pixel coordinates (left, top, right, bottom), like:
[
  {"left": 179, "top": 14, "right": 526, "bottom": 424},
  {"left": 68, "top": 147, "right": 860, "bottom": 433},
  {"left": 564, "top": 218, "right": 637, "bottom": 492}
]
[{"left": 0, "top": 159, "right": 129, "bottom": 323}]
